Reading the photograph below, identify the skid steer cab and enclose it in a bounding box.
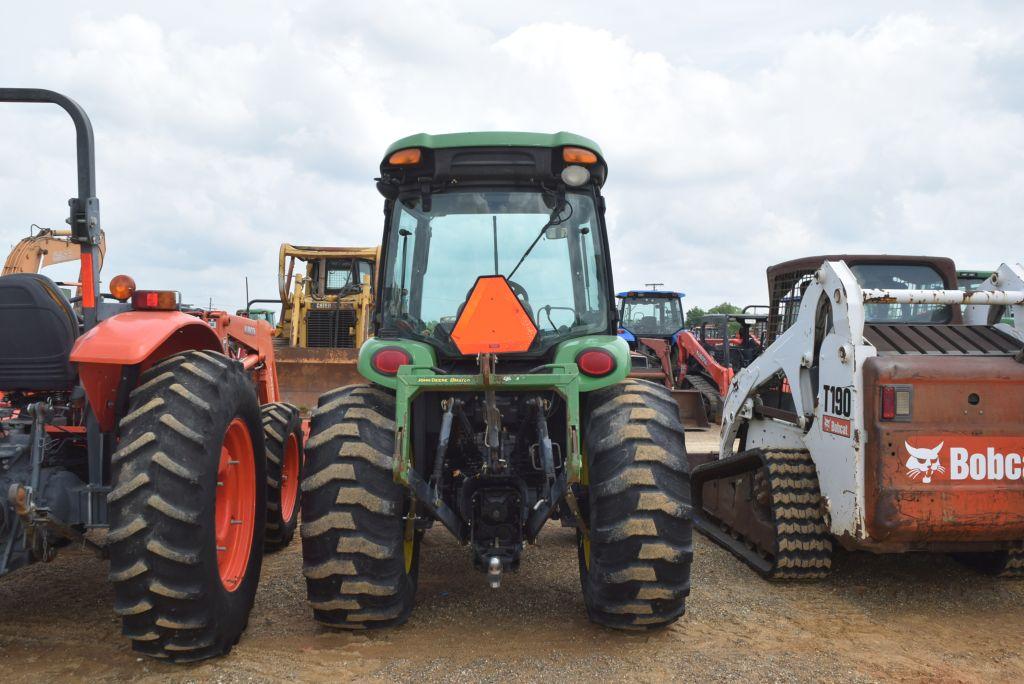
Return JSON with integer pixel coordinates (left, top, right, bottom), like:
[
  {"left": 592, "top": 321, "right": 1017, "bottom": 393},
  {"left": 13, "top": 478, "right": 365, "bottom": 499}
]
[
  {"left": 0, "top": 88, "right": 303, "bottom": 662},
  {"left": 689, "top": 254, "right": 1024, "bottom": 580},
  {"left": 299, "top": 132, "right": 693, "bottom": 633}
]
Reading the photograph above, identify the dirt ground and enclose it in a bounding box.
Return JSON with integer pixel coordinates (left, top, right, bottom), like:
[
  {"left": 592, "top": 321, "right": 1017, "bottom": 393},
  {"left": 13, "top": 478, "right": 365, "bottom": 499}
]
[{"left": 2, "top": 431, "right": 1024, "bottom": 683}]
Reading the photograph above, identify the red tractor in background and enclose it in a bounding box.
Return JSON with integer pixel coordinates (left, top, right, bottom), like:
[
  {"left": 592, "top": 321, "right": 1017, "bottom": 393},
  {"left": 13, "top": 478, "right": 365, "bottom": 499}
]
[
  {"left": 0, "top": 89, "right": 302, "bottom": 661},
  {"left": 675, "top": 307, "right": 767, "bottom": 422}
]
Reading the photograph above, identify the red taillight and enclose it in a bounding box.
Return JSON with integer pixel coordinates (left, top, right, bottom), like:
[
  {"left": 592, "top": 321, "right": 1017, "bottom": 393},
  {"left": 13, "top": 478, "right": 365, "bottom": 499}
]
[
  {"left": 576, "top": 349, "right": 616, "bottom": 377},
  {"left": 371, "top": 348, "right": 412, "bottom": 375},
  {"left": 881, "top": 386, "right": 896, "bottom": 420},
  {"left": 131, "top": 290, "right": 178, "bottom": 311},
  {"left": 881, "top": 384, "right": 913, "bottom": 420}
]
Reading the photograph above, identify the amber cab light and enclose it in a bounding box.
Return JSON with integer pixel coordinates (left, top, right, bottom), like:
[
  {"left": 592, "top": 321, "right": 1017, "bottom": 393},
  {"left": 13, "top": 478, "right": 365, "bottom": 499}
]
[
  {"left": 131, "top": 290, "right": 178, "bottom": 311},
  {"left": 372, "top": 347, "right": 412, "bottom": 375},
  {"left": 576, "top": 348, "right": 616, "bottom": 377},
  {"left": 562, "top": 146, "right": 598, "bottom": 165},
  {"left": 388, "top": 148, "right": 422, "bottom": 165},
  {"left": 108, "top": 274, "right": 136, "bottom": 302}
]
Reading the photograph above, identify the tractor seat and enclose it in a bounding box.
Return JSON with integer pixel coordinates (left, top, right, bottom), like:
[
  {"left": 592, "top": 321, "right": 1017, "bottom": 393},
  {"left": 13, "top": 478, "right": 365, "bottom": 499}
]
[{"left": 0, "top": 273, "right": 80, "bottom": 391}]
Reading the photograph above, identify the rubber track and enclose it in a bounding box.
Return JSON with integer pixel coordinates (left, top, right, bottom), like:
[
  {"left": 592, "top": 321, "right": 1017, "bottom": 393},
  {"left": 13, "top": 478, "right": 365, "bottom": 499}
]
[
  {"left": 581, "top": 378, "right": 693, "bottom": 630},
  {"left": 300, "top": 384, "right": 416, "bottom": 629},
  {"left": 262, "top": 401, "right": 303, "bottom": 551},
  {"left": 106, "top": 350, "right": 263, "bottom": 661},
  {"left": 761, "top": 451, "right": 833, "bottom": 578}
]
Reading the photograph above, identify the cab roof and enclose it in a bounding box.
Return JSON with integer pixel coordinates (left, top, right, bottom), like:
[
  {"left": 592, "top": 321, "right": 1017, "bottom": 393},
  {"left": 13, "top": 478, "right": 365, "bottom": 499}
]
[
  {"left": 385, "top": 131, "right": 603, "bottom": 157},
  {"left": 617, "top": 290, "right": 685, "bottom": 299}
]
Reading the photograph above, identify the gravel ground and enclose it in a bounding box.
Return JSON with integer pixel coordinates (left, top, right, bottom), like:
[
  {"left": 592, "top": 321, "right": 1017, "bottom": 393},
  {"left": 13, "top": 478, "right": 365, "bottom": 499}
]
[{"left": 1, "top": 427, "right": 1022, "bottom": 682}]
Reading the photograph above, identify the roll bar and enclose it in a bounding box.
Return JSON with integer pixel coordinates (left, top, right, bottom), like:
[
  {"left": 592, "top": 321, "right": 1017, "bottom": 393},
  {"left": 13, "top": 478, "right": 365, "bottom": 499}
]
[{"left": 0, "top": 88, "right": 102, "bottom": 328}]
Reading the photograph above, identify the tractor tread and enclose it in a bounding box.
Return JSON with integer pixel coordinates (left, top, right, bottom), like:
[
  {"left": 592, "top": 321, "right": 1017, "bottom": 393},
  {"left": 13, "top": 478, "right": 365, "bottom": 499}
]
[
  {"left": 579, "top": 379, "right": 692, "bottom": 631},
  {"left": 106, "top": 350, "right": 265, "bottom": 662},
  {"left": 301, "top": 384, "right": 418, "bottom": 630},
  {"left": 262, "top": 402, "right": 303, "bottom": 552}
]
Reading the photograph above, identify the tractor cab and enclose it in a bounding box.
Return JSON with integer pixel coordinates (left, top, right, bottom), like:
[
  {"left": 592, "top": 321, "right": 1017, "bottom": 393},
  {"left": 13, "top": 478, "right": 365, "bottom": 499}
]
[
  {"left": 298, "top": 132, "right": 692, "bottom": 633},
  {"left": 237, "top": 307, "right": 277, "bottom": 326},
  {"left": 617, "top": 289, "right": 685, "bottom": 348},
  {"left": 374, "top": 133, "right": 616, "bottom": 366}
]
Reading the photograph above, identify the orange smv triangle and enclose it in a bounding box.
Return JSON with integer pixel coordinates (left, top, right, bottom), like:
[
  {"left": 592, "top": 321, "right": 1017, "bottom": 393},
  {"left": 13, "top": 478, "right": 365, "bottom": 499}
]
[{"left": 450, "top": 276, "right": 538, "bottom": 355}]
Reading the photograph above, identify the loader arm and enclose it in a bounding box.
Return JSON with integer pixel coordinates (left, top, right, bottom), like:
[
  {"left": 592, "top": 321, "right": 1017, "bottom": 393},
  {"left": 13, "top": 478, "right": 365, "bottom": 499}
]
[
  {"left": 719, "top": 261, "right": 866, "bottom": 456},
  {"left": 720, "top": 261, "right": 1024, "bottom": 455},
  {"left": 960, "top": 262, "right": 1024, "bottom": 340}
]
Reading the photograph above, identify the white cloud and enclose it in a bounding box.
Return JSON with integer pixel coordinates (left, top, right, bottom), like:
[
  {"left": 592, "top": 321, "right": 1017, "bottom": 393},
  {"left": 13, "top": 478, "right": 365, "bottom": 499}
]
[{"left": 0, "top": 2, "right": 1022, "bottom": 315}]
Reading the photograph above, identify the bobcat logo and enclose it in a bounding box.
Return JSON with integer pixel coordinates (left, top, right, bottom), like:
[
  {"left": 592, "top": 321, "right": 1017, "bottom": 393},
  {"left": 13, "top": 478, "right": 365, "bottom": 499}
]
[{"left": 904, "top": 441, "right": 946, "bottom": 483}]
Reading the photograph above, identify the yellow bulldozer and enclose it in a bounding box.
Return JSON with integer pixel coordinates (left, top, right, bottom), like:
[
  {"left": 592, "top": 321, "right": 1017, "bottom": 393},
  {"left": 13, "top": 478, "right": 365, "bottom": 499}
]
[{"left": 268, "top": 243, "right": 379, "bottom": 410}]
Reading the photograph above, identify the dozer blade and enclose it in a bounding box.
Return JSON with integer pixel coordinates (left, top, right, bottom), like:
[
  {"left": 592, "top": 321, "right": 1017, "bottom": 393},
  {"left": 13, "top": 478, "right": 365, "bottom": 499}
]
[{"left": 274, "top": 346, "right": 363, "bottom": 413}]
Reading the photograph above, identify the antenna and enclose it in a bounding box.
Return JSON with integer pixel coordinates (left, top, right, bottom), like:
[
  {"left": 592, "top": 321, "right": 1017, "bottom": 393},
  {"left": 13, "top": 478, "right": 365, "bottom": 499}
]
[{"left": 645, "top": 282, "right": 663, "bottom": 291}]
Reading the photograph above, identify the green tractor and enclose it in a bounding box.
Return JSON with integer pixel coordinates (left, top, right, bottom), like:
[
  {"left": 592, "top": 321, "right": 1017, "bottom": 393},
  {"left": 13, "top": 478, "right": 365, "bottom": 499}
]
[{"left": 299, "top": 132, "right": 692, "bottom": 630}]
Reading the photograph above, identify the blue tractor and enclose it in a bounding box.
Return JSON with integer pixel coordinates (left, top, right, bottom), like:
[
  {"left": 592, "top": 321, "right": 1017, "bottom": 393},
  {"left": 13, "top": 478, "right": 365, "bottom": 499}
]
[{"left": 617, "top": 288, "right": 686, "bottom": 349}]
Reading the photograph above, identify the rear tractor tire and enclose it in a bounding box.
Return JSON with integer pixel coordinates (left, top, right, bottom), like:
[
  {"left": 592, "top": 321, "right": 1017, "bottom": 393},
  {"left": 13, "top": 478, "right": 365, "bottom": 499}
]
[
  {"left": 107, "top": 350, "right": 266, "bottom": 662},
  {"left": 577, "top": 378, "right": 693, "bottom": 630},
  {"left": 262, "top": 402, "right": 304, "bottom": 552},
  {"left": 300, "top": 384, "right": 420, "bottom": 629}
]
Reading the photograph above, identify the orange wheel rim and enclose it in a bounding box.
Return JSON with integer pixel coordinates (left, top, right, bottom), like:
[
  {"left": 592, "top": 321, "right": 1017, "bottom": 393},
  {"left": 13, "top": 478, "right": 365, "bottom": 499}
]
[
  {"left": 215, "top": 418, "right": 256, "bottom": 592},
  {"left": 280, "top": 432, "right": 300, "bottom": 524}
]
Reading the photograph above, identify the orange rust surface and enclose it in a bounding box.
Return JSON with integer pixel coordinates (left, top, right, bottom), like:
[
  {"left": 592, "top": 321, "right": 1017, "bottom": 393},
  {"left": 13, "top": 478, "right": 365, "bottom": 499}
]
[
  {"left": 450, "top": 276, "right": 537, "bottom": 355},
  {"left": 863, "top": 355, "right": 1024, "bottom": 546}
]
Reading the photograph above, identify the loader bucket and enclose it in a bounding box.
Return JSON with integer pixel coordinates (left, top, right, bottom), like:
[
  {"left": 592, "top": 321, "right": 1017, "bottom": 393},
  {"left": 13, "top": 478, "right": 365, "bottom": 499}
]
[
  {"left": 672, "top": 388, "right": 710, "bottom": 430},
  {"left": 274, "top": 346, "right": 363, "bottom": 413}
]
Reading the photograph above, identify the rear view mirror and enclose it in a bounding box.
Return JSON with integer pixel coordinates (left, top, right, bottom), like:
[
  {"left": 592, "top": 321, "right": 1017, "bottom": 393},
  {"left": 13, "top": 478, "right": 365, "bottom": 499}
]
[{"left": 545, "top": 224, "right": 567, "bottom": 240}]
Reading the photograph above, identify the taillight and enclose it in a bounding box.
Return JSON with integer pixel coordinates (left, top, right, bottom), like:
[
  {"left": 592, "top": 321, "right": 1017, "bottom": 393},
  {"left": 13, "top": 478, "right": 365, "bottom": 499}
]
[
  {"left": 880, "top": 385, "right": 913, "bottom": 421},
  {"left": 371, "top": 347, "right": 412, "bottom": 375},
  {"left": 881, "top": 386, "right": 896, "bottom": 420},
  {"left": 131, "top": 290, "right": 178, "bottom": 311},
  {"left": 576, "top": 348, "right": 616, "bottom": 377}
]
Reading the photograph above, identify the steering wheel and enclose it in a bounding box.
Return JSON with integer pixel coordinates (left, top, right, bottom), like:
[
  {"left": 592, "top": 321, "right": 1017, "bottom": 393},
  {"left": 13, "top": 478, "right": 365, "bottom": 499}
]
[
  {"left": 506, "top": 280, "right": 535, "bottom": 323},
  {"left": 392, "top": 316, "right": 421, "bottom": 336}
]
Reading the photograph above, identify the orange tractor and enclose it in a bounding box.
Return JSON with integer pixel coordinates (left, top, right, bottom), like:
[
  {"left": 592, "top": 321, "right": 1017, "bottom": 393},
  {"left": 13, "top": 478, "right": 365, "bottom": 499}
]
[
  {"left": 675, "top": 307, "right": 768, "bottom": 422},
  {"left": 0, "top": 88, "right": 302, "bottom": 661}
]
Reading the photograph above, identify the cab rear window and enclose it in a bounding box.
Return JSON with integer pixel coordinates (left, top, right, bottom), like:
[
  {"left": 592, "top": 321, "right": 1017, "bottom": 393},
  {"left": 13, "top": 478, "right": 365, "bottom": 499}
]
[{"left": 850, "top": 264, "right": 951, "bottom": 324}]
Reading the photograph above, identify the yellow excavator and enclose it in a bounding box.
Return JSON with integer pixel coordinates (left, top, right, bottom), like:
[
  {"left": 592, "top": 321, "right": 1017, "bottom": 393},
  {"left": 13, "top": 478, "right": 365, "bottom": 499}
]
[
  {"left": 263, "top": 243, "right": 379, "bottom": 410},
  {"left": 3, "top": 226, "right": 106, "bottom": 280}
]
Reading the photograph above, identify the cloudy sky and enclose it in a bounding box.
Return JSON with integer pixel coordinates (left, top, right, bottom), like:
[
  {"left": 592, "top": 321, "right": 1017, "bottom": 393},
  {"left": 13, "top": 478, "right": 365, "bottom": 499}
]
[{"left": 1, "top": 2, "right": 1022, "bottom": 314}]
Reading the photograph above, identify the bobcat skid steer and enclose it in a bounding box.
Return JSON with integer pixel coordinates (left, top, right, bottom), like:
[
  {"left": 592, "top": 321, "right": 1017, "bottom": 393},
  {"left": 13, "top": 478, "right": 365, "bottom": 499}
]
[{"left": 690, "top": 256, "right": 1024, "bottom": 579}]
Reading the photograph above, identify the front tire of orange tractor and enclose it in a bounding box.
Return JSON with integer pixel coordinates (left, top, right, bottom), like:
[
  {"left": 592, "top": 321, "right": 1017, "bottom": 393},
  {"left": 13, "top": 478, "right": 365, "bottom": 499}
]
[
  {"left": 262, "top": 402, "right": 304, "bottom": 552},
  {"left": 107, "top": 350, "right": 266, "bottom": 662}
]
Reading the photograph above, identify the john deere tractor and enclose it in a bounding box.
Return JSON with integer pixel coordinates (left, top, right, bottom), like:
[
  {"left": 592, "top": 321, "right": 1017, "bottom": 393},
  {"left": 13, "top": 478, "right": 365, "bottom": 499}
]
[{"left": 300, "top": 132, "right": 693, "bottom": 630}]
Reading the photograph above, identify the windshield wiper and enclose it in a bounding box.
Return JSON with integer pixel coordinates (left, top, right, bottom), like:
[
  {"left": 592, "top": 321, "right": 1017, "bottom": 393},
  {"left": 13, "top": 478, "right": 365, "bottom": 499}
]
[{"left": 507, "top": 199, "right": 570, "bottom": 281}]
